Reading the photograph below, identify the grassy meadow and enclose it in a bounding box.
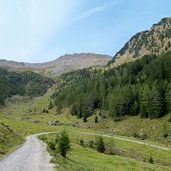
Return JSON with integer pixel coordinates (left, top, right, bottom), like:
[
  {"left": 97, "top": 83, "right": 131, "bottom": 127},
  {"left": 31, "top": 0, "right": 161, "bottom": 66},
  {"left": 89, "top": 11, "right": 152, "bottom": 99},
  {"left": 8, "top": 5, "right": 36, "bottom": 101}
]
[{"left": 0, "top": 87, "right": 171, "bottom": 170}]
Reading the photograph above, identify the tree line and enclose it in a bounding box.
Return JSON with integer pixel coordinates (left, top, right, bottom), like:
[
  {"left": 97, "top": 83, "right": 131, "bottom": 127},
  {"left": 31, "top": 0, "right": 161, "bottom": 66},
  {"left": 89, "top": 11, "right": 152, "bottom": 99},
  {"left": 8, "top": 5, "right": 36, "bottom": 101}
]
[{"left": 53, "top": 51, "right": 171, "bottom": 121}]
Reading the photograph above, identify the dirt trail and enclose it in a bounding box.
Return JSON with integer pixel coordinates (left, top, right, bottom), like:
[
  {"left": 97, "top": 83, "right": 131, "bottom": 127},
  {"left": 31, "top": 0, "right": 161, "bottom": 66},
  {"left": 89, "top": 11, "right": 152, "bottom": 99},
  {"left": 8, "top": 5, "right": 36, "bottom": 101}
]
[
  {"left": 0, "top": 133, "right": 55, "bottom": 171},
  {"left": 0, "top": 130, "right": 170, "bottom": 171},
  {"left": 83, "top": 132, "right": 171, "bottom": 151}
]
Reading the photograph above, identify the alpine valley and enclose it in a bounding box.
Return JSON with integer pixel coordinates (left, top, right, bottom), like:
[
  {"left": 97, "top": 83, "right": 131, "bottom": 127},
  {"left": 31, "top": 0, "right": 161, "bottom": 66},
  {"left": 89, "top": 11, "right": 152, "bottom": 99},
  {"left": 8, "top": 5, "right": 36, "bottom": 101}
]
[{"left": 0, "top": 17, "right": 171, "bottom": 171}]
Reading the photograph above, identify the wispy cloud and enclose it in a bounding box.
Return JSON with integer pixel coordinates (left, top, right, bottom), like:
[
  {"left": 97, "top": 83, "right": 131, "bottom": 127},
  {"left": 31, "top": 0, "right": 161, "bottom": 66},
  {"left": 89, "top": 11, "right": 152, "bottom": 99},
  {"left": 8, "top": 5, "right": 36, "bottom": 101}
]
[
  {"left": 72, "top": 6, "right": 106, "bottom": 22},
  {"left": 72, "top": 1, "right": 117, "bottom": 23}
]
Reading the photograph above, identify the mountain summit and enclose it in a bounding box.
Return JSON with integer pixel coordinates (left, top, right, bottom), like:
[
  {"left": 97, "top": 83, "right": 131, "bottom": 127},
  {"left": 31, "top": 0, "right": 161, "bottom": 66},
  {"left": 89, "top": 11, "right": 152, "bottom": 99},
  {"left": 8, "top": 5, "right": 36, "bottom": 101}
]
[
  {"left": 0, "top": 53, "right": 111, "bottom": 76},
  {"left": 112, "top": 17, "right": 171, "bottom": 65}
]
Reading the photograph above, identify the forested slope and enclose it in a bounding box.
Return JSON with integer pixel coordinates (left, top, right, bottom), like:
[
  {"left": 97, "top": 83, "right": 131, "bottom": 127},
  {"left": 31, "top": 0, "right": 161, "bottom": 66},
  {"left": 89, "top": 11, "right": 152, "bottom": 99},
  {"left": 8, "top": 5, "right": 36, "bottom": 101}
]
[
  {"left": 53, "top": 51, "right": 171, "bottom": 121},
  {"left": 0, "top": 68, "right": 54, "bottom": 105}
]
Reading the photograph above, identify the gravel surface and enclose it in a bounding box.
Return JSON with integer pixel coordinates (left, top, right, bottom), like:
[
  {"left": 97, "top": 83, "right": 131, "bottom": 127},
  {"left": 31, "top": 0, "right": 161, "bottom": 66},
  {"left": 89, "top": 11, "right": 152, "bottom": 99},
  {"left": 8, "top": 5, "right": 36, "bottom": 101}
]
[{"left": 0, "top": 133, "right": 55, "bottom": 171}]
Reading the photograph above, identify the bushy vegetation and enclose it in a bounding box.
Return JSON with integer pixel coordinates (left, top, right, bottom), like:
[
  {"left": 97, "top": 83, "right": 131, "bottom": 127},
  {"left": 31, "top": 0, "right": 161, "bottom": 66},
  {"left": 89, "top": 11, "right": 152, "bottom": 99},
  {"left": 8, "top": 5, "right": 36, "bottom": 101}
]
[
  {"left": 40, "top": 131, "right": 171, "bottom": 170},
  {"left": 58, "top": 130, "right": 71, "bottom": 158},
  {"left": 96, "top": 136, "right": 105, "bottom": 153},
  {"left": 53, "top": 52, "right": 171, "bottom": 121},
  {"left": 0, "top": 68, "right": 54, "bottom": 105},
  {"left": 40, "top": 131, "right": 71, "bottom": 158}
]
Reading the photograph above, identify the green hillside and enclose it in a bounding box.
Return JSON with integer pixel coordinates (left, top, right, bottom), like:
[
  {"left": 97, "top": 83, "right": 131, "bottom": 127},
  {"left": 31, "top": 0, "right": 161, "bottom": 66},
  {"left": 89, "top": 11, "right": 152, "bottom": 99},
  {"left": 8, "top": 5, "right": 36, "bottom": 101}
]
[
  {"left": 0, "top": 123, "right": 24, "bottom": 157},
  {"left": 0, "top": 68, "right": 54, "bottom": 105},
  {"left": 53, "top": 51, "right": 171, "bottom": 121},
  {"left": 1, "top": 17, "right": 171, "bottom": 171}
]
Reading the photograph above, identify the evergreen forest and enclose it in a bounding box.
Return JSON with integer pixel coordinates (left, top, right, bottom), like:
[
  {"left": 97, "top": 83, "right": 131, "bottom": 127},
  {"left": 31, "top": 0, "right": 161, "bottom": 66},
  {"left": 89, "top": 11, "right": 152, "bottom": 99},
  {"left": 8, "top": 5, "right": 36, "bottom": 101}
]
[{"left": 53, "top": 51, "right": 171, "bottom": 121}]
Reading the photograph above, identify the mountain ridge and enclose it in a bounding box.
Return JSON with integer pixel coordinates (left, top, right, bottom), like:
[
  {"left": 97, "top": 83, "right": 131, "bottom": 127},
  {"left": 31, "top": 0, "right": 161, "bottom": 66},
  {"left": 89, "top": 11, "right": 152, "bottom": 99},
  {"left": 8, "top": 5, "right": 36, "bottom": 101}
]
[
  {"left": 0, "top": 53, "right": 111, "bottom": 76},
  {"left": 111, "top": 17, "right": 171, "bottom": 65}
]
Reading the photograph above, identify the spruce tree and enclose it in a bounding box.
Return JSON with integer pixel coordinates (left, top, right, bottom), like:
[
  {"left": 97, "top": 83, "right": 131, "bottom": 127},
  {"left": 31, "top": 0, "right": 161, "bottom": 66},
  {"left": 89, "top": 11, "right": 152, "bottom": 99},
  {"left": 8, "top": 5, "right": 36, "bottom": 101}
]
[
  {"left": 148, "top": 87, "right": 163, "bottom": 118},
  {"left": 83, "top": 113, "right": 87, "bottom": 122},
  {"left": 96, "top": 136, "right": 105, "bottom": 153},
  {"left": 71, "top": 104, "right": 77, "bottom": 115},
  {"left": 58, "top": 130, "right": 71, "bottom": 158},
  {"left": 140, "top": 85, "right": 150, "bottom": 118},
  {"left": 95, "top": 116, "right": 98, "bottom": 123},
  {"left": 48, "top": 101, "right": 53, "bottom": 109},
  {"left": 166, "top": 89, "right": 171, "bottom": 113}
]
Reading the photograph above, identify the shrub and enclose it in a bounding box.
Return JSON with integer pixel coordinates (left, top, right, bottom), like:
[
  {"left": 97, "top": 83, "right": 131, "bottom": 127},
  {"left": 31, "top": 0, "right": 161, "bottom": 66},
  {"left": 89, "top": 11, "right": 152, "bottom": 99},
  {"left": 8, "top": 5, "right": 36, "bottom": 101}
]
[
  {"left": 149, "top": 156, "right": 154, "bottom": 164},
  {"left": 48, "top": 141, "right": 55, "bottom": 150},
  {"left": 80, "top": 138, "right": 84, "bottom": 147},
  {"left": 96, "top": 136, "right": 105, "bottom": 153},
  {"left": 89, "top": 140, "right": 95, "bottom": 149}
]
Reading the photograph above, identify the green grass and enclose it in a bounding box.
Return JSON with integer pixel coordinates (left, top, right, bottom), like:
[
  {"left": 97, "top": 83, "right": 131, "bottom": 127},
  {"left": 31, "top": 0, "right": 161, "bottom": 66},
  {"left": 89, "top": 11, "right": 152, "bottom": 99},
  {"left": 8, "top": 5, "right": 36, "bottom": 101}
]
[
  {"left": 0, "top": 123, "right": 24, "bottom": 159},
  {"left": 1, "top": 87, "right": 171, "bottom": 170},
  {"left": 76, "top": 110, "right": 171, "bottom": 145},
  {"left": 40, "top": 132, "right": 171, "bottom": 171}
]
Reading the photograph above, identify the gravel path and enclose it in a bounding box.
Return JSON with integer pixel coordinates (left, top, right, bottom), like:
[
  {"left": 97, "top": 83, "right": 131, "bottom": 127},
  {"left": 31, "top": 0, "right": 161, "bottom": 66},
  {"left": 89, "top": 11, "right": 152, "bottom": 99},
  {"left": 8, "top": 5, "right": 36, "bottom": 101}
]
[
  {"left": 0, "top": 133, "right": 55, "bottom": 171},
  {"left": 0, "top": 130, "right": 170, "bottom": 171},
  {"left": 83, "top": 132, "right": 171, "bottom": 151}
]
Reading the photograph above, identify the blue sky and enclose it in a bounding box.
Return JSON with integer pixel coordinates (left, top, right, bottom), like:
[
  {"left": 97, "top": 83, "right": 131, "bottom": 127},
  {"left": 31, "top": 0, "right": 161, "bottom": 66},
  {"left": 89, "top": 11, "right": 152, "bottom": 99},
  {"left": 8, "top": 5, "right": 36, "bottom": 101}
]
[{"left": 0, "top": 0, "right": 171, "bottom": 63}]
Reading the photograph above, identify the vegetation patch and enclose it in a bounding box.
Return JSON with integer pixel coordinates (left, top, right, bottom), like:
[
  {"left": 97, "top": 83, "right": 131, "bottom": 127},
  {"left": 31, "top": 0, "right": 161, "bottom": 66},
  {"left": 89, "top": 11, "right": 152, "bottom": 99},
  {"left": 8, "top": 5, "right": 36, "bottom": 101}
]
[
  {"left": 0, "top": 68, "right": 54, "bottom": 105},
  {"left": 53, "top": 52, "right": 171, "bottom": 121},
  {"left": 39, "top": 131, "right": 171, "bottom": 171},
  {"left": 0, "top": 123, "right": 24, "bottom": 158}
]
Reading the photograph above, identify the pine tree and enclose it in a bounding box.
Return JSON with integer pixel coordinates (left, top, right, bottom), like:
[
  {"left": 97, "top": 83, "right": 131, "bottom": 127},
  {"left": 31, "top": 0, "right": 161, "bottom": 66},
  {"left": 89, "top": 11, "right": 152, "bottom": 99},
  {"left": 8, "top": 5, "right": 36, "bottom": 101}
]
[
  {"left": 95, "top": 116, "right": 98, "bottom": 123},
  {"left": 166, "top": 89, "right": 171, "bottom": 113},
  {"left": 58, "top": 130, "right": 71, "bottom": 158},
  {"left": 148, "top": 87, "right": 163, "bottom": 118},
  {"left": 149, "top": 155, "right": 154, "bottom": 164},
  {"left": 96, "top": 136, "right": 105, "bottom": 153},
  {"left": 71, "top": 104, "right": 77, "bottom": 115},
  {"left": 80, "top": 138, "right": 84, "bottom": 146},
  {"left": 130, "top": 101, "right": 139, "bottom": 116},
  {"left": 140, "top": 85, "right": 150, "bottom": 118},
  {"left": 48, "top": 101, "right": 53, "bottom": 109},
  {"left": 140, "top": 85, "right": 163, "bottom": 118},
  {"left": 83, "top": 114, "right": 87, "bottom": 122}
]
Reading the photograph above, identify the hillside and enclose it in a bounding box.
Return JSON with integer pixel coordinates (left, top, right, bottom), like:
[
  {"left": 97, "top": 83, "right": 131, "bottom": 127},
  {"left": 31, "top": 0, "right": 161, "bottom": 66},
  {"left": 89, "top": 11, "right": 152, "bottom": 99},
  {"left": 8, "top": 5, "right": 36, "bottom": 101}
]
[
  {"left": 53, "top": 51, "right": 171, "bottom": 121},
  {"left": 111, "top": 17, "right": 171, "bottom": 65},
  {"left": 0, "top": 68, "right": 53, "bottom": 105},
  {"left": 0, "top": 53, "right": 111, "bottom": 76},
  {"left": 1, "top": 17, "right": 171, "bottom": 171},
  {"left": 0, "top": 123, "right": 24, "bottom": 157}
]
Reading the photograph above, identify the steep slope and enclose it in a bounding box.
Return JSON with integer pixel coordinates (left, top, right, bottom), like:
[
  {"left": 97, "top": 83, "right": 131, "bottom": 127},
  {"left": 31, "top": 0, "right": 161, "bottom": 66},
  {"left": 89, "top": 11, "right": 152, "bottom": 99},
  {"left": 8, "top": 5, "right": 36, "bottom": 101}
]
[
  {"left": 0, "top": 53, "right": 111, "bottom": 76},
  {"left": 111, "top": 17, "right": 171, "bottom": 65}
]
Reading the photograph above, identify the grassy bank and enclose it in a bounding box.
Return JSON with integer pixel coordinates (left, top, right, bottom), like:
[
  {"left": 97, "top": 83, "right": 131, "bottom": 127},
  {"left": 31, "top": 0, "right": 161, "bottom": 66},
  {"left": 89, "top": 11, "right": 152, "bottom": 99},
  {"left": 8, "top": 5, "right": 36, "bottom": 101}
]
[
  {"left": 40, "top": 131, "right": 171, "bottom": 171},
  {"left": 0, "top": 123, "right": 24, "bottom": 159}
]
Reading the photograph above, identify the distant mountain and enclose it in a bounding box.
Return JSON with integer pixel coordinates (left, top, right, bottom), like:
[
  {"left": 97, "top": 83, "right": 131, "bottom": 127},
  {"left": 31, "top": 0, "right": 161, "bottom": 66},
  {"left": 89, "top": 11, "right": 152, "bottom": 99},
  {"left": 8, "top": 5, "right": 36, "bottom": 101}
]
[
  {"left": 0, "top": 53, "right": 111, "bottom": 76},
  {"left": 111, "top": 17, "right": 171, "bottom": 65}
]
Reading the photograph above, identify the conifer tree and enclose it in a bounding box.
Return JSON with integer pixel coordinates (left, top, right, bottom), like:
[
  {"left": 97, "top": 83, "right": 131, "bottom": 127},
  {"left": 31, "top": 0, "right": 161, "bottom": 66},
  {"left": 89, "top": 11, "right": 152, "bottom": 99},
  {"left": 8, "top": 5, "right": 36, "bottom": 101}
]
[
  {"left": 166, "top": 89, "right": 171, "bottom": 113},
  {"left": 140, "top": 85, "right": 151, "bottom": 118},
  {"left": 96, "top": 136, "right": 105, "bottom": 153},
  {"left": 58, "top": 130, "right": 71, "bottom": 158},
  {"left": 148, "top": 86, "right": 163, "bottom": 118}
]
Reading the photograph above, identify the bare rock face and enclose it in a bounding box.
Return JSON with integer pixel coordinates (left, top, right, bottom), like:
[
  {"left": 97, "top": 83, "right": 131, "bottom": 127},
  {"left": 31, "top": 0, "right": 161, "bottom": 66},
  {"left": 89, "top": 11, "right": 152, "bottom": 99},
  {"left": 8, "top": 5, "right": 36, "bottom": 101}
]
[
  {"left": 0, "top": 53, "right": 111, "bottom": 76},
  {"left": 111, "top": 17, "right": 171, "bottom": 66}
]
